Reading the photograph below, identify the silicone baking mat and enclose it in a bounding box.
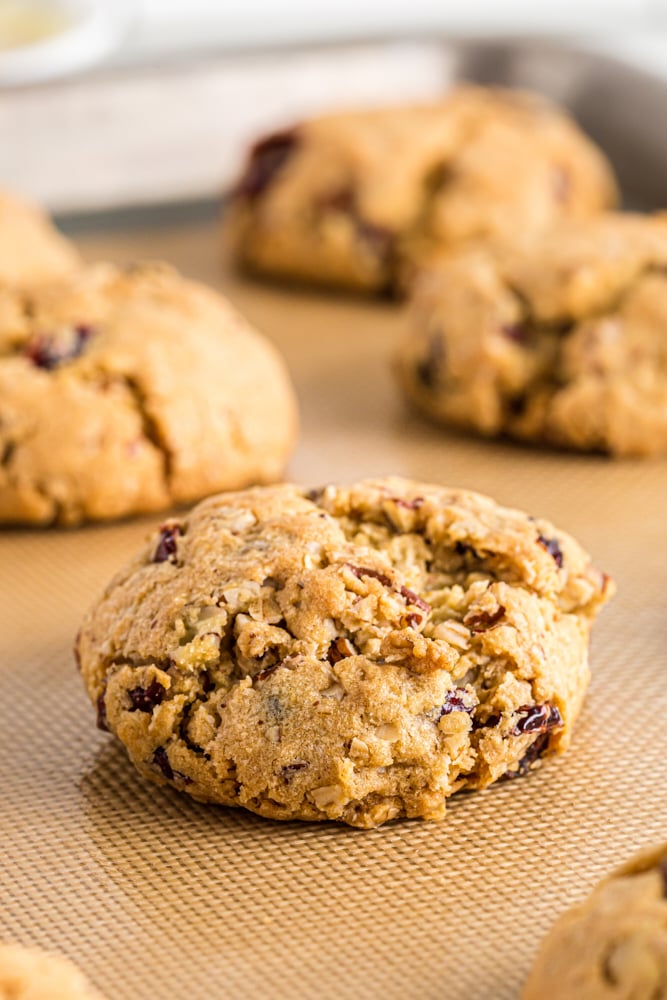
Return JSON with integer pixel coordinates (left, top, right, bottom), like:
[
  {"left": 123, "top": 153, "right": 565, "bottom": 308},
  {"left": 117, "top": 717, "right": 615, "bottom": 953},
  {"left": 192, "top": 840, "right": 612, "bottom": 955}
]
[{"left": 1, "top": 214, "right": 666, "bottom": 1000}]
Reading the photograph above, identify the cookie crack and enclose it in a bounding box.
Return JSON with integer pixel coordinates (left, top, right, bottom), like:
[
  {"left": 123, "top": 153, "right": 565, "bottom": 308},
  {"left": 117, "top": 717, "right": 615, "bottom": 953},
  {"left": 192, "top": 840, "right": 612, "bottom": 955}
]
[{"left": 119, "top": 374, "right": 174, "bottom": 489}]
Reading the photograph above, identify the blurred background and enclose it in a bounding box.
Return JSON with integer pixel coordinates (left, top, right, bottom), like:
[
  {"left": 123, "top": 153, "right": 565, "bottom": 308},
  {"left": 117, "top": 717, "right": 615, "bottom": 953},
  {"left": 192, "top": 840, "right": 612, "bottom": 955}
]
[{"left": 3, "top": 0, "right": 667, "bottom": 214}]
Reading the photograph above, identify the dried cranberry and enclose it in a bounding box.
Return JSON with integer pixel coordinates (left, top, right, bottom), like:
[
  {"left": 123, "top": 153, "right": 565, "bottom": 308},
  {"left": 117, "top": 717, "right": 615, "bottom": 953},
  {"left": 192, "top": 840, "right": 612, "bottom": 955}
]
[
  {"left": 537, "top": 534, "right": 564, "bottom": 567},
  {"left": 504, "top": 731, "right": 550, "bottom": 778},
  {"left": 508, "top": 394, "right": 529, "bottom": 417},
  {"left": 473, "top": 712, "right": 501, "bottom": 730},
  {"left": 455, "top": 540, "right": 480, "bottom": 559},
  {"left": 153, "top": 746, "right": 173, "bottom": 780},
  {"left": 357, "top": 219, "right": 394, "bottom": 258},
  {"left": 439, "top": 689, "right": 475, "bottom": 718},
  {"left": 96, "top": 692, "right": 109, "bottom": 731},
  {"left": 236, "top": 129, "right": 298, "bottom": 199},
  {"left": 347, "top": 564, "right": 393, "bottom": 588},
  {"left": 24, "top": 324, "right": 94, "bottom": 370},
  {"left": 415, "top": 333, "right": 445, "bottom": 390},
  {"left": 659, "top": 857, "right": 667, "bottom": 897},
  {"left": 128, "top": 680, "right": 165, "bottom": 712},
  {"left": 501, "top": 323, "right": 529, "bottom": 344},
  {"left": 201, "top": 671, "right": 215, "bottom": 693},
  {"left": 327, "top": 637, "right": 357, "bottom": 665},
  {"left": 464, "top": 606, "right": 506, "bottom": 632},
  {"left": 392, "top": 496, "right": 424, "bottom": 511},
  {"left": 179, "top": 703, "right": 211, "bottom": 760},
  {"left": 153, "top": 523, "right": 181, "bottom": 564},
  {"left": 511, "top": 703, "right": 563, "bottom": 736},
  {"left": 319, "top": 188, "right": 355, "bottom": 214}
]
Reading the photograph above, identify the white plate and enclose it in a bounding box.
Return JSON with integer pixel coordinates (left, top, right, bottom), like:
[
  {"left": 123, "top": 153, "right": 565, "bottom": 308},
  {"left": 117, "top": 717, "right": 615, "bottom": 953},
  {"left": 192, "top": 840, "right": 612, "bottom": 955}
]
[{"left": 0, "top": 0, "right": 131, "bottom": 85}]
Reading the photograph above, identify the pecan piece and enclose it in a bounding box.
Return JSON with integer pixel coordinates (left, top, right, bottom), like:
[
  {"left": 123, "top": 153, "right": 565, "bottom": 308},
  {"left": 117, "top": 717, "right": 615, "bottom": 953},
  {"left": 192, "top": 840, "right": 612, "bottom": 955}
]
[
  {"left": 399, "top": 585, "right": 431, "bottom": 614},
  {"left": 327, "top": 637, "right": 357, "bottom": 665},
  {"left": 464, "top": 605, "right": 506, "bottom": 632},
  {"left": 347, "top": 564, "right": 392, "bottom": 588},
  {"left": 254, "top": 662, "right": 281, "bottom": 684}
]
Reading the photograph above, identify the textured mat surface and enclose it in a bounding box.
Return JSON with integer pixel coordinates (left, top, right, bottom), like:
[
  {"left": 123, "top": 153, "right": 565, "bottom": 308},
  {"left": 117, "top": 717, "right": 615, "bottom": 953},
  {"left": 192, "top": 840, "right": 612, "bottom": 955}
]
[{"left": 1, "top": 219, "right": 666, "bottom": 1000}]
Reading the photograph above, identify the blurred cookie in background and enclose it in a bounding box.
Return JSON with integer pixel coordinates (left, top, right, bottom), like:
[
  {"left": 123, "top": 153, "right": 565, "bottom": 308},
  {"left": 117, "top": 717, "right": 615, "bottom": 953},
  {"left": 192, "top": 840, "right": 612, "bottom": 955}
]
[
  {"left": 0, "top": 188, "right": 80, "bottom": 286},
  {"left": 0, "top": 261, "right": 298, "bottom": 525},
  {"left": 397, "top": 212, "right": 667, "bottom": 457},
  {"left": 523, "top": 841, "right": 667, "bottom": 999},
  {"left": 228, "top": 86, "right": 617, "bottom": 294},
  {"left": 0, "top": 941, "right": 105, "bottom": 1000}
]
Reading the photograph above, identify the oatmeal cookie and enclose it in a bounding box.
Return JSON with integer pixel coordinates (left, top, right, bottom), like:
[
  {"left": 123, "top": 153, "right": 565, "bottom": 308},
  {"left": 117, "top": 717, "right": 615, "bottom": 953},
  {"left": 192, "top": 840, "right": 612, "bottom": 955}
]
[
  {"left": 524, "top": 842, "right": 667, "bottom": 999},
  {"left": 397, "top": 212, "right": 667, "bottom": 456},
  {"left": 228, "top": 86, "right": 617, "bottom": 293},
  {"left": 0, "top": 943, "right": 105, "bottom": 1000},
  {"left": 0, "top": 189, "right": 80, "bottom": 287},
  {"left": 77, "top": 476, "right": 613, "bottom": 828},
  {"left": 0, "top": 262, "right": 297, "bottom": 525}
]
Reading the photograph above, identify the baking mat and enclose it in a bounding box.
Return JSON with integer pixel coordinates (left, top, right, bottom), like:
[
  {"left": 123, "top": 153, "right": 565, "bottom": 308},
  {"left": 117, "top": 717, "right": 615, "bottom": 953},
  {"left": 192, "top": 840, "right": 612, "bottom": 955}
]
[{"left": 1, "top": 215, "right": 666, "bottom": 1000}]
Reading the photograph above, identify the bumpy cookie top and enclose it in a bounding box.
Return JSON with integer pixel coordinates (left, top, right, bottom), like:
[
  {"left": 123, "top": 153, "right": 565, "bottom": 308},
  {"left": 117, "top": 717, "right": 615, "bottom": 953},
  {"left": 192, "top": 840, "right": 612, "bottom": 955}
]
[
  {"left": 77, "top": 477, "right": 612, "bottom": 828},
  {"left": 0, "top": 262, "right": 297, "bottom": 524},
  {"left": 0, "top": 189, "right": 80, "bottom": 286},
  {"left": 523, "top": 842, "right": 667, "bottom": 999},
  {"left": 0, "top": 943, "right": 105, "bottom": 1000},
  {"left": 230, "top": 86, "right": 617, "bottom": 292},
  {"left": 399, "top": 212, "right": 667, "bottom": 456}
]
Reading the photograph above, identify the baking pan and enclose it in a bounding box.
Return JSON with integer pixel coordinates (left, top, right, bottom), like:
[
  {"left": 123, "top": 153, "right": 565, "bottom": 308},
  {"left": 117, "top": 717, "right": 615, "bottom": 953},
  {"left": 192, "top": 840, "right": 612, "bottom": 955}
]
[{"left": 2, "top": 38, "right": 667, "bottom": 1000}]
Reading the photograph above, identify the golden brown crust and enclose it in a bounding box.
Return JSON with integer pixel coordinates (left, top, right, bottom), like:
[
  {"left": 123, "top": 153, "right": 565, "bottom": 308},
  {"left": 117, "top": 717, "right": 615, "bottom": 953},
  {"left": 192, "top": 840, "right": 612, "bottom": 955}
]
[
  {"left": 0, "top": 262, "right": 298, "bottom": 525},
  {"left": 228, "top": 87, "right": 617, "bottom": 293},
  {"left": 77, "top": 476, "right": 613, "bottom": 828},
  {"left": 397, "top": 213, "right": 667, "bottom": 457}
]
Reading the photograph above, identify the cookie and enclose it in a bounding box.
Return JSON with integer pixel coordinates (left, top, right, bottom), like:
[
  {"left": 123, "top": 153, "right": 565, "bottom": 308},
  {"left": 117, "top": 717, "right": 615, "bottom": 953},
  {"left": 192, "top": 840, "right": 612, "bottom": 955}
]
[
  {"left": 76, "top": 476, "right": 613, "bottom": 829},
  {"left": 524, "top": 842, "right": 667, "bottom": 999},
  {"left": 228, "top": 86, "right": 617, "bottom": 294},
  {"left": 0, "top": 262, "right": 298, "bottom": 525},
  {"left": 0, "top": 943, "right": 104, "bottom": 1000},
  {"left": 0, "top": 189, "right": 80, "bottom": 287},
  {"left": 397, "top": 212, "right": 667, "bottom": 457}
]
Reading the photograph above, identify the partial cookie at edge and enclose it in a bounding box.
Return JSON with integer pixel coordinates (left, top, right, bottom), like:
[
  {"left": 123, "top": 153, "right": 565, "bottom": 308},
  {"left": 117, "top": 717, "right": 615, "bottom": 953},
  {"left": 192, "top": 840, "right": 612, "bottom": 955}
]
[
  {"left": 523, "top": 841, "right": 667, "bottom": 1000},
  {"left": 397, "top": 212, "right": 667, "bottom": 456},
  {"left": 0, "top": 261, "right": 298, "bottom": 525},
  {"left": 0, "top": 943, "right": 105, "bottom": 1000}
]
